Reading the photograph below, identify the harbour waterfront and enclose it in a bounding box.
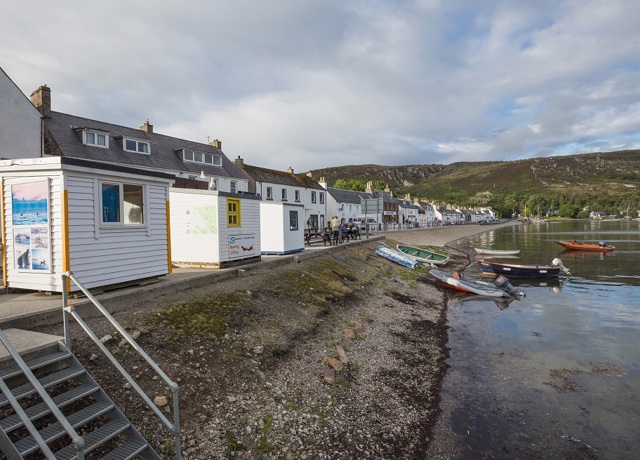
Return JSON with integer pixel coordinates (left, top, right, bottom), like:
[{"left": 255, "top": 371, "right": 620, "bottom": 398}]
[{"left": 428, "top": 220, "right": 640, "bottom": 459}]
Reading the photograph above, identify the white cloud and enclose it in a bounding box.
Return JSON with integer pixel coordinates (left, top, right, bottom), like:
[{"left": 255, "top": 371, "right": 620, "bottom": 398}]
[{"left": 1, "top": 0, "right": 639, "bottom": 170}]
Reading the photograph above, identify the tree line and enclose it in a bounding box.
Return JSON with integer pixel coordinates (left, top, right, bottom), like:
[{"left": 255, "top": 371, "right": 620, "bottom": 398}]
[{"left": 331, "top": 178, "right": 640, "bottom": 219}]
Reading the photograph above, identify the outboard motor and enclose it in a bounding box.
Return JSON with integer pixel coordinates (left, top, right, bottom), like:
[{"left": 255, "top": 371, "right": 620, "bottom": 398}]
[
  {"left": 551, "top": 257, "right": 571, "bottom": 275},
  {"left": 494, "top": 275, "right": 526, "bottom": 299}
]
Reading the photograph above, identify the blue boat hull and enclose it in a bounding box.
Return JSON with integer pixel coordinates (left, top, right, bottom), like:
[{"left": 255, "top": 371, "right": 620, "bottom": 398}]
[{"left": 376, "top": 246, "right": 420, "bottom": 269}]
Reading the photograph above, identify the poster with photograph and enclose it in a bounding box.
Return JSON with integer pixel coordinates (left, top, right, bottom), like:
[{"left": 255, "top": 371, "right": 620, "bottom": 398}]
[{"left": 11, "top": 179, "right": 51, "bottom": 272}]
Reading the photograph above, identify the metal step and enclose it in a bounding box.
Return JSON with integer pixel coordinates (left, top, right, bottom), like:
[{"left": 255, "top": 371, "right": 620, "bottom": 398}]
[
  {"left": 54, "top": 420, "right": 130, "bottom": 460},
  {"left": 16, "top": 401, "right": 114, "bottom": 456},
  {"left": 0, "top": 382, "right": 100, "bottom": 433},
  {"left": 0, "top": 365, "right": 85, "bottom": 407},
  {"left": 100, "top": 439, "right": 150, "bottom": 460},
  {"left": 0, "top": 341, "right": 163, "bottom": 460},
  {"left": 0, "top": 350, "right": 71, "bottom": 380}
]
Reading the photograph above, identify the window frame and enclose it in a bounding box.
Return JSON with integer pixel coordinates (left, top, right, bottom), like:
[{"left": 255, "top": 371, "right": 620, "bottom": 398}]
[
  {"left": 83, "top": 129, "right": 109, "bottom": 148},
  {"left": 230, "top": 181, "right": 237, "bottom": 194},
  {"left": 266, "top": 186, "right": 273, "bottom": 200},
  {"left": 319, "top": 192, "right": 324, "bottom": 204},
  {"left": 99, "top": 181, "right": 146, "bottom": 227},
  {"left": 123, "top": 137, "right": 150, "bottom": 154},
  {"left": 227, "top": 198, "right": 241, "bottom": 227},
  {"left": 281, "top": 188, "right": 288, "bottom": 201},
  {"left": 180, "top": 148, "right": 222, "bottom": 166},
  {"left": 294, "top": 190, "right": 300, "bottom": 202},
  {"left": 311, "top": 191, "right": 317, "bottom": 203},
  {"left": 289, "top": 210, "right": 299, "bottom": 230}
]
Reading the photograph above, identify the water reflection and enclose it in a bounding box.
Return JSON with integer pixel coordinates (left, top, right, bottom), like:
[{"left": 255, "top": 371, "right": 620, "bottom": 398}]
[{"left": 428, "top": 221, "right": 640, "bottom": 458}]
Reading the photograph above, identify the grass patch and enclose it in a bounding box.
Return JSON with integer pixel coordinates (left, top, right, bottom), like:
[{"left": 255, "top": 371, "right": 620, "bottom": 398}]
[
  {"left": 157, "top": 292, "right": 246, "bottom": 339},
  {"left": 256, "top": 416, "right": 276, "bottom": 457}
]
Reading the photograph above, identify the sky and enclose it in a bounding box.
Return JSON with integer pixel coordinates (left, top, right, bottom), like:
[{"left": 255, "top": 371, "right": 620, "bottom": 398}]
[{"left": 1, "top": 0, "right": 639, "bottom": 172}]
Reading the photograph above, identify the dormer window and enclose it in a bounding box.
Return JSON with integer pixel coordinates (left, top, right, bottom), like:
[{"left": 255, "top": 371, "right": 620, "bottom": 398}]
[
  {"left": 83, "top": 129, "right": 109, "bottom": 148},
  {"left": 124, "top": 137, "right": 150, "bottom": 154},
  {"left": 179, "top": 148, "right": 222, "bottom": 166}
]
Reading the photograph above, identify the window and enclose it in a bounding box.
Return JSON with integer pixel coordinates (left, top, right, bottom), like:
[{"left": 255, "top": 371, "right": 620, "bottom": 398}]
[
  {"left": 311, "top": 191, "right": 317, "bottom": 203},
  {"left": 282, "top": 189, "right": 287, "bottom": 201},
  {"left": 320, "top": 192, "right": 324, "bottom": 204},
  {"left": 179, "top": 149, "right": 221, "bottom": 166},
  {"left": 227, "top": 198, "right": 241, "bottom": 227},
  {"left": 124, "top": 138, "right": 150, "bottom": 154},
  {"left": 83, "top": 130, "right": 109, "bottom": 148},
  {"left": 101, "top": 182, "right": 144, "bottom": 225},
  {"left": 266, "top": 186, "right": 273, "bottom": 200},
  {"left": 289, "top": 210, "right": 298, "bottom": 230},
  {"left": 294, "top": 190, "right": 300, "bottom": 202},
  {"left": 230, "top": 181, "right": 237, "bottom": 194}
]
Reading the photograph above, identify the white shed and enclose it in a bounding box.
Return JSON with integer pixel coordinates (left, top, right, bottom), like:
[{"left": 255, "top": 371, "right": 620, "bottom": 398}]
[
  {"left": 169, "top": 188, "right": 261, "bottom": 268},
  {"left": 0, "top": 157, "right": 174, "bottom": 292},
  {"left": 259, "top": 202, "right": 304, "bottom": 255}
]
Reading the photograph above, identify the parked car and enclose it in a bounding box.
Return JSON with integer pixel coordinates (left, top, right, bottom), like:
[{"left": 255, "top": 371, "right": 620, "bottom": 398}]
[{"left": 353, "top": 217, "right": 377, "bottom": 231}]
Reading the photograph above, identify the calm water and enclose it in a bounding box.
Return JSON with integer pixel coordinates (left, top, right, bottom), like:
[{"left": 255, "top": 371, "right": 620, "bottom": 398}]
[{"left": 427, "top": 220, "right": 640, "bottom": 459}]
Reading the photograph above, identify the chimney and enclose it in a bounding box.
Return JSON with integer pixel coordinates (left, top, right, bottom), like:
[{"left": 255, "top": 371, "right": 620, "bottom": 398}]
[
  {"left": 210, "top": 139, "right": 222, "bottom": 149},
  {"left": 366, "top": 181, "right": 374, "bottom": 194},
  {"left": 234, "top": 156, "right": 244, "bottom": 168},
  {"left": 306, "top": 171, "right": 313, "bottom": 178},
  {"left": 140, "top": 119, "right": 153, "bottom": 133},
  {"left": 287, "top": 166, "right": 294, "bottom": 174},
  {"left": 404, "top": 193, "right": 411, "bottom": 201},
  {"left": 413, "top": 198, "right": 420, "bottom": 205},
  {"left": 30, "top": 85, "right": 51, "bottom": 118},
  {"left": 318, "top": 176, "right": 327, "bottom": 190}
]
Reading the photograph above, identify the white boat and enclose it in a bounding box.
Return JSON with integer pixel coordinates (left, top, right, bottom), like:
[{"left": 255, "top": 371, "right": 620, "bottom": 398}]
[
  {"left": 474, "top": 247, "right": 520, "bottom": 256},
  {"left": 375, "top": 246, "right": 420, "bottom": 269},
  {"left": 429, "top": 268, "right": 525, "bottom": 299}
]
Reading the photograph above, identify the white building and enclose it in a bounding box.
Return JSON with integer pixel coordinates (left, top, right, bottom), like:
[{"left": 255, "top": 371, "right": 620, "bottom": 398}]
[
  {"left": 235, "top": 159, "right": 327, "bottom": 230},
  {"left": 0, "top": 67, "right": 43, "bottom": 159},
  {"left": 1, "top": 157, "right": 173, "bottom": 292},
  {"left": 320, "top": 180, "right": 372, "bottom": 224},
  {"left": 30, "top": 85, "right": 248, "bottom": 194},
  {"left": 169, "top": 188, "right": 262, "bottom": 267}
]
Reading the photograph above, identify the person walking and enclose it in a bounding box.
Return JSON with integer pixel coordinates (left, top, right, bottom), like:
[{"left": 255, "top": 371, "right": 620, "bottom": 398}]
[{"left": 331, "top": 216, "right": 340, "bottom": 245}]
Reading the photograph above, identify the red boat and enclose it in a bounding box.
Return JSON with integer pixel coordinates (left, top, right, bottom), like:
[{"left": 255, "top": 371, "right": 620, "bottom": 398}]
[{"left": 557, "top": 240, "right": 615, "bottom": 252}]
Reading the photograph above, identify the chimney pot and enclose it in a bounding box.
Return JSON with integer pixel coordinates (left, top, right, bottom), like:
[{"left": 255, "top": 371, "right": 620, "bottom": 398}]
[
  {"left": 234, "top": 156, "right": 244, "bottom": 168},
  {"left": 30, "top": 85, "right": 51, "bottom": 118},
  {"left": 140, "top": 119, "right": 153, "bottom": 133},
  {"left": 287, "top": 166, "right": 294, "bottom": 174}
]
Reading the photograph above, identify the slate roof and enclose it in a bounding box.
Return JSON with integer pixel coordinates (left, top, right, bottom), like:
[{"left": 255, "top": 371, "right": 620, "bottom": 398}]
[
  {"left": 240, "top": 163, "right": 324, "bottom": 190},
  {"left": 44, "top": 111, "right": 245, "bottom": 179},
  {"left": 326, "top": 187, "right": 372, "bottom": 204},
  {"left": 374, "top": 190, "right": 403, "bottom": 205}
]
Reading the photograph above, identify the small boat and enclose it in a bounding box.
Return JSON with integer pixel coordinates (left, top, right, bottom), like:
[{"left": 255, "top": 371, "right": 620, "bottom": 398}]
[
  {"left": 396, "top": 245, "right": 449, "bottom": 266},
  {"left": 474, "top": 247, "right": 520, "bottom": 256},
  {"left": 376, "top": 246, "right": 420, "bottom": 269},
  {"left": 476, "top": 258, "right": 571, "bottom": 277},
  {"left": 429, "top": 269, "right": 525, "bottom": 299},
  {"left": 557, "top": 240, "right": 615, "bottom": 252}
]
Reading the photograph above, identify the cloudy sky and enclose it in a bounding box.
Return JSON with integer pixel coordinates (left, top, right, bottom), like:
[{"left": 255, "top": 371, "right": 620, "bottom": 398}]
[{"left": 2, "top": 0, "right": 639, "bottom": 171}]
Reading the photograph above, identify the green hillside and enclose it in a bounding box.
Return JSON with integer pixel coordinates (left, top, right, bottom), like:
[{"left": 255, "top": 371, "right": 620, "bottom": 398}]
[{"left": 311, "top": 150, "right": 640, "bottom": 217}]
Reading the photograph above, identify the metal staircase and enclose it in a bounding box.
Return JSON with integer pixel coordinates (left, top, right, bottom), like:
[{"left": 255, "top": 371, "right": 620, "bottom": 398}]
[
  {"left": 0, "top": 340, "right": 158, "bottom": 459},
  {"left": 0, "top": 270, "right": 181, "bottom": 459}
]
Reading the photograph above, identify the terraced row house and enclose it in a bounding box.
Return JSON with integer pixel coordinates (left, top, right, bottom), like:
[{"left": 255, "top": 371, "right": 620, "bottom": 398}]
[{"left": 0, "top": 68, "right": 329, "bottom": 292}]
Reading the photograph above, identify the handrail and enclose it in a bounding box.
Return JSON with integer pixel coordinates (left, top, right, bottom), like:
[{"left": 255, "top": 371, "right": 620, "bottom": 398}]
[
  {"left": 62, "top": 271, "right": 181, "bottom": 459},
  {"left": 0, "top": 330, "right": 85, "bottom": 460}
]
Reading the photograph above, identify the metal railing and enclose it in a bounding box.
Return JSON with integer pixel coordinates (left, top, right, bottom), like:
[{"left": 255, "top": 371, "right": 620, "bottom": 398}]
[
  {"left": 62, "top": 271, "right": 181, "bottom": 459},
  {"left": 0, "top": 330, "right": 85, "bottom": 460}
]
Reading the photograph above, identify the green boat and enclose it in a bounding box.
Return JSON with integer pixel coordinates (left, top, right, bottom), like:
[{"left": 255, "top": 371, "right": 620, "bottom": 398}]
[{"left": 396, "top": 245, "right": 449, "bottom": 266}]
